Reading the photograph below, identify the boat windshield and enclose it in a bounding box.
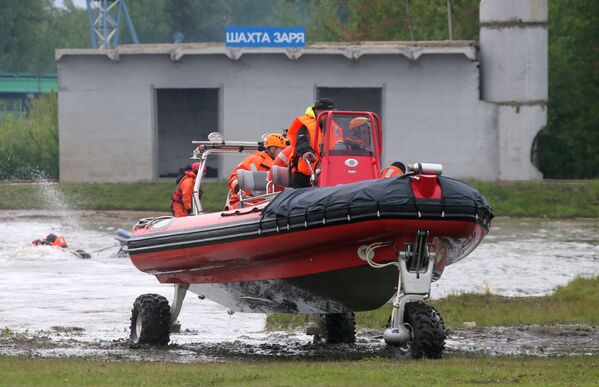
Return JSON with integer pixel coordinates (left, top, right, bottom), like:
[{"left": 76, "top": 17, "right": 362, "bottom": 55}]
[{"left": 321, "top": 114, "right": 376, "bottom": 157}]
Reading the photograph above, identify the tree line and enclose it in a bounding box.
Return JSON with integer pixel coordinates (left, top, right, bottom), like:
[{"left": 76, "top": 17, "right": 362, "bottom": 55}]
[{"left": 0, "top": 0, "right": 597, "bottom": 179}]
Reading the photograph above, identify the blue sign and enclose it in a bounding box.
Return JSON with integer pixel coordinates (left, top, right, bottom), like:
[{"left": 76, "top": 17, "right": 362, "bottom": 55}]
[{"left": 225, "top": 26, "right": 305, "bottom": 48}]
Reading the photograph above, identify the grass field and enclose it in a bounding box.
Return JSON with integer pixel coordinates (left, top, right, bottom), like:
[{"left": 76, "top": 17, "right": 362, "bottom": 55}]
[
  {"left": 1, "top": 179, "right": 598, "bottom": 217},
  {"left": 1, "top": 355, "right": 597, "bottom": 386},
  {"left": 266, "top": 276, "right": 599, "bottom": 330},
  {"left": 472, "top": 179, "right": 599, "bottom": 218},
  {"left": 0, "top": 181, "right": 229, "bottom": 213}
]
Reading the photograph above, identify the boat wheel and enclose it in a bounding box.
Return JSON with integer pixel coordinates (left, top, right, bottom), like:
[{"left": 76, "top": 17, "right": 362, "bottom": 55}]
[
  {"left": 389, "top": 302, "right": 446, "bottom": 359},
  {"left": 321, "top": 312, "right": 356, "bottom": 344},
  {"left": 130, "top": 293, "right": 171, "bottom": 346}
]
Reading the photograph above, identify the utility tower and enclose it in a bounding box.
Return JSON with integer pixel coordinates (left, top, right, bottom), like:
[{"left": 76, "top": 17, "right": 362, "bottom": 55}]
[{"left": 86, "top": 0, "right": 139, "bottom": 48}]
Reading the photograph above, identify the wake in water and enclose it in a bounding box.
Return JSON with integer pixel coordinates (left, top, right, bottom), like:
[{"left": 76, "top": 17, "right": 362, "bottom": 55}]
[{"left": 1, "top": 244, "right": 75, "bottom": 263}]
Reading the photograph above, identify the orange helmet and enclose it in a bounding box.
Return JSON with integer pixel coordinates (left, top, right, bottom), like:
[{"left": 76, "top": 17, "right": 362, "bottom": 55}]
[
  {"left": 349, "top": 117, "right": 370, "bottom": 134},
  {"left": 191, "top": 162, "right": 200, "bottom": 173},
  {"left": 264, "top": 133, "right": 289, "bottom": 148}
]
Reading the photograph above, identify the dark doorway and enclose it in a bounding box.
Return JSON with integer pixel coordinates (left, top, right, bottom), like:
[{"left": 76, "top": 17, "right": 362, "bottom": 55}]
[
  {"left": 156, "top": 88, "right": 219, "bottom": 178},
  {"left": 317, "top": 87, "right": 382, "bottom": 119}
]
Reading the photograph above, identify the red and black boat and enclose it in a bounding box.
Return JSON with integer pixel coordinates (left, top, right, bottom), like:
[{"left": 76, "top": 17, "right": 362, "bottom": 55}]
[{"left": 127, "top": 111, "right": 493, "bottom": 357}]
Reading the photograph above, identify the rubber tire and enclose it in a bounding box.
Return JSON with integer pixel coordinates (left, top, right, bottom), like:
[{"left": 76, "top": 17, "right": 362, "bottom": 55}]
[
  {"left": 322, "top": 312, "right": 356, "bottom": 344},
  {"left": 130, "top": 293, "right": 171, "bottom": 346},
  {"left": 402, "top": 302, "right": 446, "bottom": 359}
]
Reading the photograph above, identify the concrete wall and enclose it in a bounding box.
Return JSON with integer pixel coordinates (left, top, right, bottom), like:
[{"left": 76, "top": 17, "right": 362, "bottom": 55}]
[
  {"left": 58, "top": 51, "right": 498, "bottom": 182},
  {"left": 57, "top": 0, "right": 547, "bottom": 183}
]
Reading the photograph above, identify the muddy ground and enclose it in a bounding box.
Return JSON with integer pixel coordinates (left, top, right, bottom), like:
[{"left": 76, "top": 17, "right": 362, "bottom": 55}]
[{"left": 2, "top": 325, "right": 598, "bottom": 362}]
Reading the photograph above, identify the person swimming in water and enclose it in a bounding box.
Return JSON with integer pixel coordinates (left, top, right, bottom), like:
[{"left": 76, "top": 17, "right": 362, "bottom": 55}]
[
  {"left": 32, "top": 233, "right": 68, "bottom": 248},
  {"left": 32, "top": 234, "right": 91, "bottom": 259}
]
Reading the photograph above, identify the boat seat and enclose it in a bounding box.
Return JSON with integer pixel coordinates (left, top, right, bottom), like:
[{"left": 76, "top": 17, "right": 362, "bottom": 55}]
[
  {"left": 271, "top": 165, "right": 292, "bottom": 188},
  {"left": 237, "top": 170, "right": 269, "bottom": 194}
]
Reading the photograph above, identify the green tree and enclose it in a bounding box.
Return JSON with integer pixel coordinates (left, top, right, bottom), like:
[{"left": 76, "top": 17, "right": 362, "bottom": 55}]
[
  {"left": 537, "top": 1, "right": 599, "bottom": 178},
  {"left": 0, "top": 93, "right": 59, "bottom": 179},
  {"left": 304, "top": 0, "right": 478, "bottom": 42},
  {"left": 0, "top": 0, "right": 47, "bottom": 73},
  {"left": 126, "top": 0, "right": 170, "bottom": 43}
]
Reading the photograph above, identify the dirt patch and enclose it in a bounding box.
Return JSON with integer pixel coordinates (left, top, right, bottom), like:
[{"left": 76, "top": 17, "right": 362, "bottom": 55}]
[{"left": 1, "top": 325, "right": 597, "bottom": 362}]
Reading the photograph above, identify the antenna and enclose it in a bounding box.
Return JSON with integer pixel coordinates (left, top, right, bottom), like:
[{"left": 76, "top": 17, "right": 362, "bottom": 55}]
[{"left": 86, "top": 0, "right": 139, "bottom": 48}]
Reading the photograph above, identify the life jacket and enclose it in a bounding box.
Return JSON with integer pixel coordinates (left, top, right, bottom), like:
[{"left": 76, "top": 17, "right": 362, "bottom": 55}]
[
  {"left": 288, "top": 112, "right": 318, "bottom": 176},
  {"left": 51, "top": 236, "right": 68, "bottom": 248},
  {"left": 171, "top": 170, "right": 197, "bottom": 207},
  {"left": 33, "top": 236, "right": 68, "bottom": 248},
  {"left": 381, "top": 165, "right": 404, "bottom": 178}
]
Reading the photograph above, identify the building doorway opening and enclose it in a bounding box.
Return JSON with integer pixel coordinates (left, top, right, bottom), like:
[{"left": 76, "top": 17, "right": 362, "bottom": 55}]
[{"left": 156, "top": 88, "right": 219, "bottom": 178}]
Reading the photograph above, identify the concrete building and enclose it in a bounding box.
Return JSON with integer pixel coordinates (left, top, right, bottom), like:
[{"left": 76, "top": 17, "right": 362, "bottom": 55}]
[{"left": 56, "top": 0, "right": 547, "bottom": 182}]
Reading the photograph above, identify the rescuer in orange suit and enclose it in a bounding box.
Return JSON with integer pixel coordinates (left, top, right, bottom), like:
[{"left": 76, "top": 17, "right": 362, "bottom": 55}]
[
  {"left": 227, "top": 133, "right": 288, "bottom": 209},
  {"left": 32, "top": 233, "right": 68, "bottom": 248},
  {"left": 381, "top": 161, "right": 407, "bottom": 178},
  {"left": 171, "top": 162, "right": 200, "bottom": 217},
  {"left": 287, "top": 98, "right": 335, "bottom": 188},
  {"left": 346, "top": 117, "right": 373, "bottom": 151}
]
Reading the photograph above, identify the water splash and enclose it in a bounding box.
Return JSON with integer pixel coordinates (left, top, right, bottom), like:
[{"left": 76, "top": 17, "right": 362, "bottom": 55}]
[{"left": 31, "top": 170, "right": 81, "bottom": 230}]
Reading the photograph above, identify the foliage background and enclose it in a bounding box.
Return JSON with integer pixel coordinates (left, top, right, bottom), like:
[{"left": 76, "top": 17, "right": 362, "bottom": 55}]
[
  {"left": 0, "top": 93, "right": 58, "bottom": 180},
  {"left": 0, "top": 0, "right": 597, "bottom": 179}
]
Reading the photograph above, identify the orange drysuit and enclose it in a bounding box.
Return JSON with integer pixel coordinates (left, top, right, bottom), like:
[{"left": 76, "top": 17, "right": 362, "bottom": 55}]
[
  {"left": 267, "top": 145, "right": 294, "bottom": 190},
  {"left": 227, "top": 150, "right": 274, "bottom": 209},
  {"left": 171, "top": 170, "right": 197, "bottom": 217},
  {"left": 267, "top": 146, "right": 293, "bottom": 180}
]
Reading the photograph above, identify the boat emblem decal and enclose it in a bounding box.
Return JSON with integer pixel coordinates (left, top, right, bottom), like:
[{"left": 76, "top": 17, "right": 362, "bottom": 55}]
[{"left": 345, "top": 158, "right": 358, "bottom": 167}]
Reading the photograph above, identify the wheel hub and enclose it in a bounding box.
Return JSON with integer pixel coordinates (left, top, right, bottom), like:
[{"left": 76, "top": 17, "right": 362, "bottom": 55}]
[
  {"left": 383, "top": 323, "right": 412, "bottom": 346},
  {"left": 135, "top": 311, "right": 143, "bottom": 338}
]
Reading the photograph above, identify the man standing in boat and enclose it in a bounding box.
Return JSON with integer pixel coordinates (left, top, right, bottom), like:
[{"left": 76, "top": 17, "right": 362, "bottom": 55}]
[
  {"left": 171, "top": 162, "right": 200, "bottom": 217},
  {"left": 227, "top": 133, "right": 288, "bottom": 209},
  {"left": 287, "top": 98, "right": 335, "bottom": 188}
]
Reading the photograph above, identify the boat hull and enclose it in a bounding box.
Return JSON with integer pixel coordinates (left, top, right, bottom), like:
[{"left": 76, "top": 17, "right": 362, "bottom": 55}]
[
  {"left": 128, "top": 175, "right": 493, "bottom": 312},
  {"left": 187, "top": 264, "right": 399, "bottom": 313}
]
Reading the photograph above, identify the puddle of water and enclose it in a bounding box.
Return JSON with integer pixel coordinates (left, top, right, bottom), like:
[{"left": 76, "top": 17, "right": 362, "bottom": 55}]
[
  {"left": 432, "top": 219, "right": 599, "bottom": 297},
  {"left": 0, "top": 210, "right": 266, "bottom": 343}
]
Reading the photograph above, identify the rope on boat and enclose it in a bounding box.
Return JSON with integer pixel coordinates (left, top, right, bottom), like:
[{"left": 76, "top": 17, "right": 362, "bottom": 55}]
[{"left": 357, "top": 241, "right": 398, "bottom": 269}]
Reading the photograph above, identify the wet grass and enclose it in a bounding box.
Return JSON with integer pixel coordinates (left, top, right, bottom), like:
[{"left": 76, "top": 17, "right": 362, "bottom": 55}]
[
  {"left": 472, "top": 179, "right": 599, "bottom": 218},
  {"left": 1, "top": 328, "right": 12, "bottom": 337},
  {"left": 0, "top": 181, "right": 229, "bottom": 213},
  {"left": 267, "top": 276, "right": 599, "bottom": 330},
  {"left": 0, "top": 355, "right": 597, "bottom": 386},
  {"left": 0, "top": 179, "right": 598, "bottom": 217},
  {"left": 431, "top": 276, "right": 599, "bottom": 327}
]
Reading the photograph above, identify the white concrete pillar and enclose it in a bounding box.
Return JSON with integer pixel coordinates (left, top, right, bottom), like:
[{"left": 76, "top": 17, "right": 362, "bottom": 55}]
[{"left": 480, "top": 0, "right": 547, "bottom": 180}]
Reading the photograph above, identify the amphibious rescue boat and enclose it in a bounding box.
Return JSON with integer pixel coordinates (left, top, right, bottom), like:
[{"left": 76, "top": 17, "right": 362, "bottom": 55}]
[{"left": 127, "top": 111, "right": 493, "bottom": 358}]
